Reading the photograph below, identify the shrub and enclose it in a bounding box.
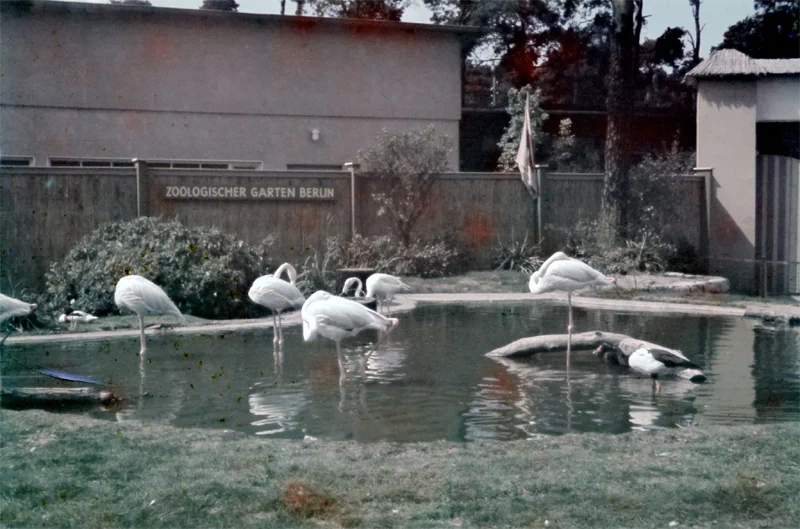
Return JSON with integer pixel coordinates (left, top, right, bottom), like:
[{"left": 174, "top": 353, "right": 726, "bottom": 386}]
[
  {"left": 296, "top": 240, "right": 338, "bottom": 296},
  {"left": 319, "top": 234, "right": 464, "bottom": 281},
  {"left": 491, "top": 233, "right": 544, "bottom": 275},
  {"left": 398, "top": 237, "right": 464, "bottom": 278},
  {"left": 44, "top": 217, "right": 276, "bottom": 320},
  {"left": 557, "top": 219, "right": 673, "bottom": 275},
  {"left": 331, "top": 234, "right": 404, "bottom": 272},
  {"left": 358, "top": 126, "right": 453, "bottom": 246}
]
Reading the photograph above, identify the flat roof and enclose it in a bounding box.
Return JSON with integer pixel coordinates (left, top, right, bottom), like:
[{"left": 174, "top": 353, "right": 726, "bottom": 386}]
[{"left": 1, "top": 0, "right": 484, "bottom": 37}]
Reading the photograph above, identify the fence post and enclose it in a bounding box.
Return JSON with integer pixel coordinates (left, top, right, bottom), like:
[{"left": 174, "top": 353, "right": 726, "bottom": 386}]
[
  {"left": 133, "top": 159, "right": 149, "bottom": 218},
  {"left": 343, "top": 162, "right": 357, "bottom": 241},
  {"left": 694, "top": 167, "right": 713, "bottom": 272}
]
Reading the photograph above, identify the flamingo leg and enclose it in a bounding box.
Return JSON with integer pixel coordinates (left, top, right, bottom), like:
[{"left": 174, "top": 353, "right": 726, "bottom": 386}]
[
  {"left": 336, "top": 341, "right": 346, "bottom": 380},
  {"left": 272, "top": 312, "right": 279, "bottom": 344},
  {"left": 138, "top": 315, "right": 147, "bottom": 355},
  {"left": 273, "top": 340, "right": 283, "bottom": 375},
  {"left": 277, "top": 312, "right": 284, "bottom": 345},
  {"left": 566, "top": 292, "right": 573, "bottom": 369},
  {"left": 0, "top": 328, "right": 12, "bottom": 348}
]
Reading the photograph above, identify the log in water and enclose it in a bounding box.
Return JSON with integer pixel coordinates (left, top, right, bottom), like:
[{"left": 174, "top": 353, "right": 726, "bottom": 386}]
[{"left": 486, "top": 330, "right": 706, "bottom": 382}]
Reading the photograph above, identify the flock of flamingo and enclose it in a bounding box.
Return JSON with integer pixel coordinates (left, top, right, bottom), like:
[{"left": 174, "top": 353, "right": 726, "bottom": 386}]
[{"left": 0, "top": 251, "right": 699, "bottom": 389}]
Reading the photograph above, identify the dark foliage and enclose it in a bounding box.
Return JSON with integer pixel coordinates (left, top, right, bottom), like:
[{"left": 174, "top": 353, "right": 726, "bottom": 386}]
[
  {"left": 44, "top": 217, "right": 275, "bottom": 320},
  {"left": 717, "top": 0, "right": 799, "bottom": 59},
  {"left": 200, "top": 0, "right": 239, "bottom": 12}
]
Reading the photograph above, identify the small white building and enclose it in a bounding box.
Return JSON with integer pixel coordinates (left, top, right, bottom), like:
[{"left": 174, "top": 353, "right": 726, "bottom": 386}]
[{"left": 687, "top": 49, "right": 800, "bottom": 294}]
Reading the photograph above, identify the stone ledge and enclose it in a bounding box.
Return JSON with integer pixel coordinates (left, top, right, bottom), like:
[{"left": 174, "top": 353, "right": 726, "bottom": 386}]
[{"left": 617, "top": 273, "right": 730, "bottom": 294}]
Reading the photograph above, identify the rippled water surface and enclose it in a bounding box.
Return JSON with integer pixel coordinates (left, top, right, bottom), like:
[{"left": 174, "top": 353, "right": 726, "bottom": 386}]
[{"left": 3, "top": 302, "right": 798, "bottom": 441}]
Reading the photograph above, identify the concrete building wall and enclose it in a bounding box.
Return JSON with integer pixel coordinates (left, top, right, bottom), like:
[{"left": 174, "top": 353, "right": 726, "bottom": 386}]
[
  {"left": 0, "top": 1, "right": 463, "bottom": 169},
  {"left": 696, "top": 80, "right": 757, "bottom": 266},
  {"left": 756, "top": 76, "right": 800, "bottom": 122}
]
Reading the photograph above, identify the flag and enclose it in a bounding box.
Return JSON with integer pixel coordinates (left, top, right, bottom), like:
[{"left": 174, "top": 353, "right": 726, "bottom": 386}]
[{"left": 515, "top": 93, "right": 538, "bottom": 199}]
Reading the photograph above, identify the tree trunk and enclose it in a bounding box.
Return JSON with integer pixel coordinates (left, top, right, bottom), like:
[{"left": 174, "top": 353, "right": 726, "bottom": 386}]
[
  {"left": 690, "top": 0, "right": 702, "bottom": 65},
  {"left": 280, "top": 0, "right": 286, "bottom": 15},
  {"left": 632, "top": 0, "right": 644, "bottom": 73},
  {"left": 602, "top": 0, "right": 636, "bottom": 241}
]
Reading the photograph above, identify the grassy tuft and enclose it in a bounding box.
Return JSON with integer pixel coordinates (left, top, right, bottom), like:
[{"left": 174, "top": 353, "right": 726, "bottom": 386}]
[{"left": 281, "top": 481, "right": 338, "bottom": 520}]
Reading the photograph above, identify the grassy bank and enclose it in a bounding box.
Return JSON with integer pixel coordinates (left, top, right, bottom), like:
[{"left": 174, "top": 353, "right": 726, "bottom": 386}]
[{"left": 1, "top": 410, "right": 798, "bottom": 528}]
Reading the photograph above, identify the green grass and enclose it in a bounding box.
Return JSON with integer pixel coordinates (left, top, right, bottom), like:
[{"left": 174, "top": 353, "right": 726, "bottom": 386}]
[{"left": 2, "top": 410, "right": 798, "bottom": 528}]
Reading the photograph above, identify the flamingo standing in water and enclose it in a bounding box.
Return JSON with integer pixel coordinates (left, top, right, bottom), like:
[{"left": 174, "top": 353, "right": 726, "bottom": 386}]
[
  {"left": 249, "top": 263, "right": 305, "bottom": 345},
  {"left": 301, "top": 291, "right": 399, "bottom": 378},
  {"left": 528, "top": 252, "right": 615, "bottom": 361},
  {"left": 114, "top": 275, "right": 186, "bottom": 355},
  {"left": 365, "top": 273, "right": 411, "bottom": 314}
]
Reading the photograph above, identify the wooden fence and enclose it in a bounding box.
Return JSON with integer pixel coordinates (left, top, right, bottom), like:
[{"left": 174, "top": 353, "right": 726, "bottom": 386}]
[{"left": 0, "top": 165, "right": 707, "bottom": 293}]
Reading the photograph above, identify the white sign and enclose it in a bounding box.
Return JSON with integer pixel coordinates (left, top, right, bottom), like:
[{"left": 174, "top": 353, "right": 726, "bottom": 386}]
[{"left": 163, "top": 185, "right": 335, "bottom": 201}]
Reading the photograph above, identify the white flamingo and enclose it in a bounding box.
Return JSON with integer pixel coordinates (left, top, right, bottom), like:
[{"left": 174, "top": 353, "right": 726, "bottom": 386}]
[
  {"left": 301, "top": 291, "right": 399, "bottom": 378},
  {"left": 58, "top": 310, "right": 99, "bottom": 330},
  {"left": 528, "top": 252, "right": 615, "bottom": 360},
  {"left": 628, "top": 347, "right": 702, "bottom": 394},
  {"left": 114, "top": 275, "right": 186, "bottom": 355},
  {"left": 341, "top": 277, "right": 365, "bottom": 298},
  {"left": 365, "top": 273, "right": 411, "bottom": 314},
  {"left": 248, "top": 263, "right": 305, "bottom": 345},
  {"left": 0, "top": 293, "right": 37, "bottom": 346}
]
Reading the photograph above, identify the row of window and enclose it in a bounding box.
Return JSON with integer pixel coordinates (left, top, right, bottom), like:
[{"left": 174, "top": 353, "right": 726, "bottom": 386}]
[
  {"left": 0, "top": 158, "right": 354, "bottom": 171},
  {"left": 0, "top": 157, "right": 262, "bottom": 170}
]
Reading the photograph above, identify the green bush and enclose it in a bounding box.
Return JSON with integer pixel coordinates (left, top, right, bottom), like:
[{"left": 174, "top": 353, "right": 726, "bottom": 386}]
[
  {"left": 316, "top": 235, "right": 464, "bottom": 282},
  {"left": 558, "top": 219, "right": 674, "bottom": 275},
  {"left": 44, "top": 217, "right": 276, "bottom": 320},
  {"left": 491, "top": 233, "right": 544, "bottom": 275},
  {"left": 296, "top": 240, "right": 338, "bottom": 296}
]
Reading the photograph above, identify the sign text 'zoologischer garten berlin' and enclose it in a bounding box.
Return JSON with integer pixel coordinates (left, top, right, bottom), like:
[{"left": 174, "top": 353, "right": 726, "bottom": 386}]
[{"left": 163, "top": 185, "right": 335, "bottom": 201}]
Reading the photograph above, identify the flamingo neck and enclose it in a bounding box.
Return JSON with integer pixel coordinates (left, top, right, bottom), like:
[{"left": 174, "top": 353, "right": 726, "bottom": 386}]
[
  {"left": 274, "top": 263, "right": 297, "bottom": 285},
  {"left": 353, "top": 278, "right": 364, "bottom": 298}
]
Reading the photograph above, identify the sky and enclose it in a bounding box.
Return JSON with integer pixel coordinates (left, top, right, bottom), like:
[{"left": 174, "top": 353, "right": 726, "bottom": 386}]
[{"left": 51, "top": 0, "right": 756, "bottom": 58}]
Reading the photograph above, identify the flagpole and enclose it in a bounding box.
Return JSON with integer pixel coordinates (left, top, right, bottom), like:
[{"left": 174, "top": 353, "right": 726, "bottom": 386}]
[
  {"left": 536, "top": 164, "right": 543, "bottom": 243},
  {"left": 525, "top": 93, "right": 541, "bottom": 242}
]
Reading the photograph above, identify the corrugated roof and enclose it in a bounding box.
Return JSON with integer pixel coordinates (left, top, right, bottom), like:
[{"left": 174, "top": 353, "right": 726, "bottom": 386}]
[{"left": 686, "top": 49, "right": 800, "bottom": 79}]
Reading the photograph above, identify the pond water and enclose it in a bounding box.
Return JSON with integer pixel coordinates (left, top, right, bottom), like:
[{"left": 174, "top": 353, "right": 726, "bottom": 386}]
[{"left": 2, "top": 302, "right": 798, "bottom": 442}]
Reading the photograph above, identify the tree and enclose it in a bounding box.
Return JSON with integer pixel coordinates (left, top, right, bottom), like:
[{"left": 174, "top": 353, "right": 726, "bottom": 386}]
[
  {"left": 358, "top": 126, "right": 453, "bottom": 246},
  {"left": 305, "top": 0, "right": 410, "bottom": 20},
  {"left": 497, "top": 85, "right": 548, "bottom": 171},
  {"left": 200, "top": 0, "right": 239, "bottom": 12},
  {"left": 602, "top": 0, "right": 636, "bottom": 240},
  {"left": 685, "top": 0, "right": 704, "bottom": 66},
  {"left": 109, "top": 0, "right": 152, "bottom": 5},
  {"left": 716, "top": 0, "right": 799, "bottom": 58}
]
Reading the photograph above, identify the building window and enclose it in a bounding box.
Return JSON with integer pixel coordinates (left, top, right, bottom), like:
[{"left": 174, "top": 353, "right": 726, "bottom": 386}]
[
  {"left": 48, "top": 158, "right": 262, "bottom": 170},
  {"left": 287, "top": 163, "right": 357, "bottom": 171},
  {"left": 0, "top": 156, "right": 34, "bottom": 166}
]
